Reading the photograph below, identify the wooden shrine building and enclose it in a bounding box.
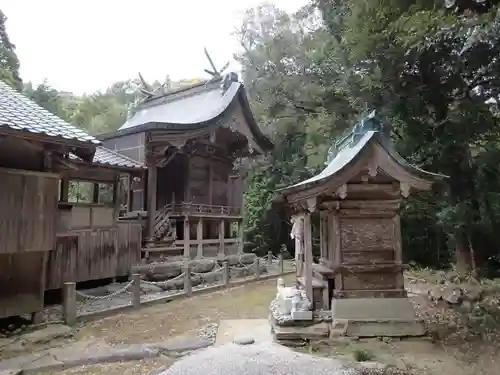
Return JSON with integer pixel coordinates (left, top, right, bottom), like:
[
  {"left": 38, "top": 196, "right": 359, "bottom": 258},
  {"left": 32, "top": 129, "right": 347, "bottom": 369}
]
[
  {"left": 98, "top": 72, "right": 273, "bottom": 260},
  {"left": 0, "top": 80, "right": 143, "bottom": 320},
  {"left": 279, "top": 111, "right": 446, "bottom": 337}
]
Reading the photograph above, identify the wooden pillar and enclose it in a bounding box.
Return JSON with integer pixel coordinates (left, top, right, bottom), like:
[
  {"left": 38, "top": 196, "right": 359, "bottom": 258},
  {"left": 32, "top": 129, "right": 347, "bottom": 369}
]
[
  {"left": 319, "top": 210, "right": 328, "bottom": 261},
  {"left": 331, "top": 211, "right": 343, "bottom": 295},
  {"left": 197, "top": 218, "right": 203, "bottom": 258},
  {"left": 146, "top": 164, "right": 158, "bottom": 244},
  {"left": 393, "top": 214, "right": 405, "bottom": 291},
  {"left": 208, "top": 162, "right": 213, "bottom": 205},
  {"left": 303, "top": 213, "right": 313, "bottom": 303},
  {"left": 184, "top": 217, "right": 190, "bottom": 260},
  {"left": 219, "top": 218, "right": 225, "bottom": 256},
  {"left": 237, "top": 219, "right": 244, "bottom": 254},
  {"left": 113, "top": 173, "right": 120, "bottom": 221}
]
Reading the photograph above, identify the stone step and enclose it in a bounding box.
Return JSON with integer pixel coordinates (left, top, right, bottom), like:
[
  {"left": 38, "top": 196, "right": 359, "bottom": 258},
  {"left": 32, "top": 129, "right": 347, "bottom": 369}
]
[{"left": 273, "top": 322, "right": 330, "bottom": 341}]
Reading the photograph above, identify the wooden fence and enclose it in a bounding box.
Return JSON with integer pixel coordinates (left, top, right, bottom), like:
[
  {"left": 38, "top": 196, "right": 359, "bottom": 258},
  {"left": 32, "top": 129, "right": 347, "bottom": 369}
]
[{"left": 61, "top": 253, "right": 287, "bottom": 325}]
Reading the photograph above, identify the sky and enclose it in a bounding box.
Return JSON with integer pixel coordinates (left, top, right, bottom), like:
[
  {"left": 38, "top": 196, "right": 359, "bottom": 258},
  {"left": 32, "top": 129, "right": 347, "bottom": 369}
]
[{"left": 2, "top": 0, "right": 307, "bottom": 95}]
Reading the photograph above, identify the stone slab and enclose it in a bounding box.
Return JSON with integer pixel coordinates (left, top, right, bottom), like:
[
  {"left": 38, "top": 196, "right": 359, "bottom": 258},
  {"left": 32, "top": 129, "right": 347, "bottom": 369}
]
[
  {"left": 215, "top": 319, "right": 272, "bottom": 346},
  {"left": 331, "top": 297, "right": 425, "bottom": 337},
  {"left": 0, "top": 336, "right": 214, "bottom": 373},
  {"left": 273, "top": 322, "right": 330, "bottom": 341},
  {"left": 153, "top": 337, "right": 213, "bottom": 354},
  {"left": 332, "top": 297, "right": 418, "bottom": 321},
  {"left": 18, "top": 324, "right": 73, "bottom": 345},
  {"left": 333, "top": 319, "right": 425, "bottom": 337},
  {"left": 291, "top": 310, "right": 313, "bottom": 320}
]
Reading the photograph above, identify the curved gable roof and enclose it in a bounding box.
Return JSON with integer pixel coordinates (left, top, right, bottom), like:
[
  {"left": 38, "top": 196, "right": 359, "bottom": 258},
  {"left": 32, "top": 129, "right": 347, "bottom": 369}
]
[{"left": 97, "top": 77, "right": 273, "bottom": 152}]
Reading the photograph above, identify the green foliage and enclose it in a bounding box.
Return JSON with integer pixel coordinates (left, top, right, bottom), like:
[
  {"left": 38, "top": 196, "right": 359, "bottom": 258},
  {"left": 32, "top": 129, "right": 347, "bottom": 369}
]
[
  {"left": 352, "top": 348, "right": 375, "bottom": 362},
  {"left": 0, "top": 9, "right": 22, "bottom": 90},
  {"left": 238, "top": 0, "right": 500, "bottom": 275}
]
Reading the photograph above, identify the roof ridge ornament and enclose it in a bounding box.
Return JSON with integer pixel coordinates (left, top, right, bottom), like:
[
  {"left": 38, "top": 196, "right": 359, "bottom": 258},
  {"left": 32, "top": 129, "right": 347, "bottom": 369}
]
[
  {"left": 203, "top": 47, "right": 230, "bottom": 80},
  {"left": 325, "top": 109, "right": 391, "bottom": 165},
  {"left": 203, "top": 47, "right": 239, "bottom": 95}
]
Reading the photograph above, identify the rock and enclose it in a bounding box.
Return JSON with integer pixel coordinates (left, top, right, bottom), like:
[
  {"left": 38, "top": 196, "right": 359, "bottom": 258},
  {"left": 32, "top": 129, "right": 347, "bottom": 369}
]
[
  {"left": 226, "top": 253, "right": 256, "bottom": 266},
  {"left": 0, "top": 370, "right": 22, "bottom": 375},
  {"left": 19, "top": 324, "right": 73, "bottom": 345},
  {"left": 461, "top": 283, "right": 483, "bottom": 302},
  {"left": 137, "top": 262, "right": 183, "bottom": 281},
  {"left": 201, "top": 271, "right": 221, "bottom": 284},
  {"left": 428, "top": 285, "right": 464, "bottom": 304},
  {"left": 233, "top": 337, "right": 255, "bottom": 345},
  {"left": 190, "top": 259, "right": 216, "bottom": 273},
  {"left": 165, "top": 275, "right": 202, "bottom": 290}
]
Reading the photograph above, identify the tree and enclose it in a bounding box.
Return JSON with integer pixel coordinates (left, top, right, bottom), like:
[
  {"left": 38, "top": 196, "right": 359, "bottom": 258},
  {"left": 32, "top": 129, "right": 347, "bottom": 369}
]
[
  {"left": 314, "top": 0, "right": 500, "bottom": 273},
  {"left": 0, "top": 9, "right": 22, "bottom": 90}
]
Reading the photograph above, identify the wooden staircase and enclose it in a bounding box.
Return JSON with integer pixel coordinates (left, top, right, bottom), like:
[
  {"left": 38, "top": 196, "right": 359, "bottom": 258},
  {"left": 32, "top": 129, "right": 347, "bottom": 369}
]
[
  {"left": 142, "top": 204, "right": 183, "bottom": 259},
  {"left": 153, "top": 204, "right": 175, "bottom": 242}
]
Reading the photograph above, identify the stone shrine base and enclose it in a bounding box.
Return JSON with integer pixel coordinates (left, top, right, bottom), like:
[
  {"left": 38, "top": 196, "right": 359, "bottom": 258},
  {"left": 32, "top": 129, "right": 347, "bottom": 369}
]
[
  {"left": 269, "top": 297, "right": 425, "bottom": 345},
  {"left": 331, "top": 297, "right": 425, "bottom": 337}
]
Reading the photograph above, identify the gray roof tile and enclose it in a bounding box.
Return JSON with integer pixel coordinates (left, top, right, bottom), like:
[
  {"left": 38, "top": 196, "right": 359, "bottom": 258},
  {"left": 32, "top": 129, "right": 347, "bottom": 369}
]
[
  {"left": 0, "top": 80, "right": 99, "bottom": 145},
  {"left": 69, "top": 146, "right": 144, "bottom": 170}
]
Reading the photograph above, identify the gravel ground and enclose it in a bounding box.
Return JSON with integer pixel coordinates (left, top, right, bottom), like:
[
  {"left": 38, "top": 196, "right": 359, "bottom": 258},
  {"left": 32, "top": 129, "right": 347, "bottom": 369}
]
[
  {"left": 43, "top": 262, "right": 294, "bottom": 323},
  {"left": 159, "top": 342, "right": 360, "bottom": 375}
]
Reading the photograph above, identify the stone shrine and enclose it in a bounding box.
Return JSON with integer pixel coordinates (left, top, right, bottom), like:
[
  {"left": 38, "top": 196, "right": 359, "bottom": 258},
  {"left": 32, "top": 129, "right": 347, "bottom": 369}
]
[{"left": 270, "top": 111, "right": 446, "bottom": 341}]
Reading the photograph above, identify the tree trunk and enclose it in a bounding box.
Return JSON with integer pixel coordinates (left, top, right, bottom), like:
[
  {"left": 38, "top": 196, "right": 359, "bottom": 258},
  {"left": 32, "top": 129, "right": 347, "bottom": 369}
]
[{"left": 455, "top": 232, "right": 474, "bottom": 275}]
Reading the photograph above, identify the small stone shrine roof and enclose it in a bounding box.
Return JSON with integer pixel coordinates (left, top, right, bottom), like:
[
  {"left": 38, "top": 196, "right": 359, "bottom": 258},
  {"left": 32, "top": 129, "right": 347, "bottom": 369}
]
[{"left": 280, "top": 111, "right": 447, "bottom": 196}]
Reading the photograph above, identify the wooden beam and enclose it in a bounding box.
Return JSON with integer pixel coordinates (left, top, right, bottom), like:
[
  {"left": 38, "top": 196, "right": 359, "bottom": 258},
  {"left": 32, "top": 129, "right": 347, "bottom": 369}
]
[
  {"left": 197, "top": 218, "right": 203, "bottom": 258},
  {"left": 183, "top": 217, "right": 190, "bottom": 259},
  {"left": 219, "top": 218, "right": 225, "bottom": 256},
  {"left": 238, "top": 219, "right": 244, "bottom": 254},
  {"left": 303, "top": 213, "right": 313, "bottom": 303},
  {"left": 393, "top": 214, "right": 405, "bottom": 291},
  {"left": 146, "top": 164, "right": 158, "bottom": 244}
]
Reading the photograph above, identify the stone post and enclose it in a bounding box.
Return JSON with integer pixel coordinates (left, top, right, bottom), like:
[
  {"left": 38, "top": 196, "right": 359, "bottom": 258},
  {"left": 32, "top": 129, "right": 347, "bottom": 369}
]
[
  {"left": 222, "top": 261, "right": 229, "bottom": 286},
  {"left": 254, "top": 258, "right": 260, "bottom": 280},
  {"left": 278, "top": 253, "right": 284, "bottom": 275},
  {"left": 183, "top": 262, "right": 192, "bottom": 296},
  {"left": 132, "top": 273, "right": 141, "bottom": 308},
  {"left": 63, "top": 282, "right": 76, "bottom": 326},
  {"left": 267, "top": 251, "right": 273, "bottom": 266}
]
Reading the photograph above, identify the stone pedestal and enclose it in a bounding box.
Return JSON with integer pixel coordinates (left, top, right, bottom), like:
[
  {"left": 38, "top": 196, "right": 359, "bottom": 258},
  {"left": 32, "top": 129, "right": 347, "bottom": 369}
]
[{"left": 331, "top": 297, "right": 425, "bottom": 337}]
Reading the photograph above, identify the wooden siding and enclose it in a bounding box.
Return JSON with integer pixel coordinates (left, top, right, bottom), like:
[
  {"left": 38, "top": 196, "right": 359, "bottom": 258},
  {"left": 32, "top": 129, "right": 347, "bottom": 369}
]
[
  {"left": 0, "top": 168, "right": 59, "bottom": 254},
  {"left": 0, "top": 251, "right": 47, "bottom": 318},
  {"left": 45, "top": 222, "right": 142, "bottom": 290}
]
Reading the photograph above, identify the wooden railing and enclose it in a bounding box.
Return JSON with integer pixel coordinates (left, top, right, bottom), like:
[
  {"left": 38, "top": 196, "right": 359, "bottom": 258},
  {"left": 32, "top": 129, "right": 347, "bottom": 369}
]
[{"left": 169, "top": 202, "right": 242, "bottom": 216}]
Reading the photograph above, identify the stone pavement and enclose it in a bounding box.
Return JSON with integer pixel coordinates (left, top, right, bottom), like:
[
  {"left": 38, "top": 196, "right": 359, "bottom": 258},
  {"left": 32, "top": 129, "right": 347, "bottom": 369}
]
[
  {"left": 158, "top": 341, "right": 387, "bottom": 375},
  {"left": 0, "top": 336, "right": 212, "bottom": 374}
]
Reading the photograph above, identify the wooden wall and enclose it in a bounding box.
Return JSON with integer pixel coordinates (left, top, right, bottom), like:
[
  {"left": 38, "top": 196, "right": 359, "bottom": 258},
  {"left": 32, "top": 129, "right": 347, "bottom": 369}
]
[
  {"left": 45, "top": 222, "right": 142, "bottom": 290},
  {"left": 187, "top": 155, "right": 232, "bottom": 206},
  {"left": 0, "top": 251, "right": 47, "bottom": 318},
  {"left": 0, "top": 168, "right": 59, "bottom": 254}
]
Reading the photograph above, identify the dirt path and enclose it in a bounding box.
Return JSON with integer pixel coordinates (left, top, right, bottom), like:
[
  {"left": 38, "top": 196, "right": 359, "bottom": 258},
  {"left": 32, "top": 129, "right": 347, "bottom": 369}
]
[
  {"left": 75, "top": 275, "right": 292, "bottom": 345},
  {"left": 8, "top": 275, "right": 500, "bottom": 375}
]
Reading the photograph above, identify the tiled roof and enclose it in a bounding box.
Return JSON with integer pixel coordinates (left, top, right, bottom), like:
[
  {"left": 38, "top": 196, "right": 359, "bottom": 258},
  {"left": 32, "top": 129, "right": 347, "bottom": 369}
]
[
  {"left": 93, "top": 146, "right": 144, "bottom": 169},
  {"left": 69, "top": 146, "right": 144, "bottom": 170},
  {"left": 0, "top": 80, "right": 99, "bottom": 145}
]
